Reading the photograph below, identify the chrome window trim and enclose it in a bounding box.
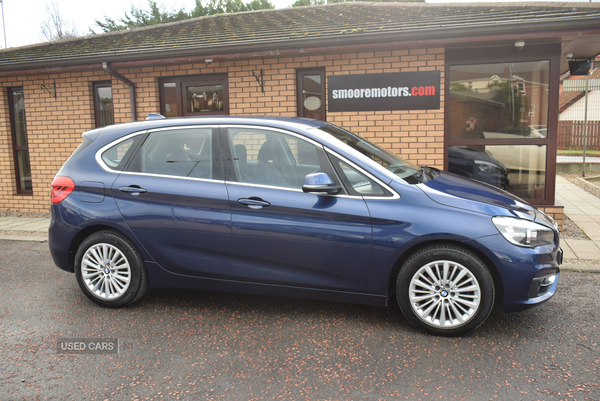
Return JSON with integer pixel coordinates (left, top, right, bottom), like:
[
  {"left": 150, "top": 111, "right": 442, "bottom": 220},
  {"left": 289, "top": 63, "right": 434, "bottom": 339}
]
[
  {"left": 95, "top": 124, "right": 399, "bottom": 199},
  {"left": 110, "top": 170, "right": 223, "bottom": 184},
  {"left": 96, "top": 125, "right": 220, "bottom": 179},
  {"left": 222, "top": 124, "right": 325, "bottom": 149}
]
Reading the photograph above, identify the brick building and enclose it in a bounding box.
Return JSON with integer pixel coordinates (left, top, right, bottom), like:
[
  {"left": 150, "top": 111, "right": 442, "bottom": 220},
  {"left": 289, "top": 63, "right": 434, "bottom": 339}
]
[{"left": 1, "top": 2, "right": 600, "bottom": 226}]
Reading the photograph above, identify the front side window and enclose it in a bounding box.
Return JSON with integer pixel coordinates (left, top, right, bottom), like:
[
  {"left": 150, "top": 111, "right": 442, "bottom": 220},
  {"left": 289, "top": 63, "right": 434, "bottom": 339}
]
[
  {"left": 93, "top": 81, "right": 114, "bottom": 127},
  {"left": 9, "top": 87, "right": 32, "bottom": 193},
  {"left": 160, "top": 75, "right": 228, "bottom": 117},
  {"left": 127, "top": 128, "right": 216, "bottom": 179},
  {"left": 228, "top": 128, "right": 324, "bottom": 189},
  {"left": 448, "top": 60, "right": 551, "bottom": 200}
]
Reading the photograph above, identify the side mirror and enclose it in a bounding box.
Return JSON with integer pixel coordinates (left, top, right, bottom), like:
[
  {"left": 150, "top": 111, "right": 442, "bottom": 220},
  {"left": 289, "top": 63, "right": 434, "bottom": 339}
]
[{"left": 302, "top": 171, "right": 341, "bottom": 194}]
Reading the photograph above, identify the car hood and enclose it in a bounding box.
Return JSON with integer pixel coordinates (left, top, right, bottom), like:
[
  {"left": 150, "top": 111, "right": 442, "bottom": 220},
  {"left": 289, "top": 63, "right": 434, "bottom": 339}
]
[{"left": 416, "top": 171, "right": 536, "bottom": 220}]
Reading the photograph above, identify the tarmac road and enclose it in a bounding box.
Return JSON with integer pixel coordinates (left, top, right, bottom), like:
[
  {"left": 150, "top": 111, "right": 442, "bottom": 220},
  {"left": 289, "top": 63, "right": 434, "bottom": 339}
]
[{"left": 1, "top": 241, "right": 598, "bottom": 400}]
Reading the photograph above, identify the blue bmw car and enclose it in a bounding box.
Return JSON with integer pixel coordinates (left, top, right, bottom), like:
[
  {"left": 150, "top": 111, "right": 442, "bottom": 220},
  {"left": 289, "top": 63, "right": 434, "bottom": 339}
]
[{"left": 49, "top": 116, "right": 561, "bottom": 336}]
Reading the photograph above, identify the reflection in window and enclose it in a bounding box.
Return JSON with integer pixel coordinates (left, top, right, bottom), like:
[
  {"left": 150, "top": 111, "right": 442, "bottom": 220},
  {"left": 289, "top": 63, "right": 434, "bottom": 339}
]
[
  {"left": 160, "top": 75, "right": 228, "bottom": 117},
  {"left": 449, "top": 61, "right": 549, "bottom": 140},
  {"left": 93, "top": 82, "right": 114, "bottom": 127},
  {"left": 448, "top": 145, "right": 546, "bottom": 200},
  {"left": 162, "top": 83, "right": 177, "bottom": 117},
  {"left": 447, "top": 60, "right": 551, "bottom": 201},
  {"left": 328, "top": 153, "right": 386, "bottom": 196},
  {"left": 9, "top": 88, "right": 32, "bottom": 192},
  {"left": 128, "top": 129, "right": 214, "bottom": 179},
  {"left": 102, "top": 137, "right": 137, "bottom": 170},
  {"left": 187, "top": 85, "right": 224, "bottom": 113},
  {"left": 228, "top": 128, "right": 322, "bottom": 189}
]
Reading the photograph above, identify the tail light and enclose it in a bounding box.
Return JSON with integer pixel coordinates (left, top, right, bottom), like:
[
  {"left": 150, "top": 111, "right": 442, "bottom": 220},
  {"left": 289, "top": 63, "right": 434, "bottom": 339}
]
[{"left": 51, "top": 176, "right": 75, "bottom": 204}]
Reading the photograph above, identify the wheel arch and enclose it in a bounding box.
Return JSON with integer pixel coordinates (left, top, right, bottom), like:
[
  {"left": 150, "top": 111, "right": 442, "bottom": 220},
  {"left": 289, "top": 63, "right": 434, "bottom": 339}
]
[
  {"left": 68, "top": 225, "right": 139, "bottom": 273},
  {"left": 386, "top": 239, "right": 505, "bottom": 308}
]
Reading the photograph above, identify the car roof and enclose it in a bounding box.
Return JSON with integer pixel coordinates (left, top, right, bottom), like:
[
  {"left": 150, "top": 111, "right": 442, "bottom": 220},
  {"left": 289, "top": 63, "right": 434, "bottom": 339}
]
[{"left": 88, "top": 115, "right": 331, "bottom": 144}]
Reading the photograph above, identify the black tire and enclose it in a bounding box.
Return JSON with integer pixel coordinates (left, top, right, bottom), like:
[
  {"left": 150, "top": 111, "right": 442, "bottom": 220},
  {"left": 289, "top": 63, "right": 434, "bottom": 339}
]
[
  {"left": 75, "top": 230, "right": 149, "bottom": 308},
  {"left": 396, "top": 244, "right": 494, "bottom": 336}
]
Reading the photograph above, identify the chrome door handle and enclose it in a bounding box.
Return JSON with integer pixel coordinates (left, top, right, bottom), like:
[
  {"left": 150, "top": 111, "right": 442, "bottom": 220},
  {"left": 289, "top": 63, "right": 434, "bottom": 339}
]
[
  {"left": 237, "top": 198, "right": 271, "bottom": 209},
  {"left": 119, "top": 186, "right": 147, "bottom": 196}
]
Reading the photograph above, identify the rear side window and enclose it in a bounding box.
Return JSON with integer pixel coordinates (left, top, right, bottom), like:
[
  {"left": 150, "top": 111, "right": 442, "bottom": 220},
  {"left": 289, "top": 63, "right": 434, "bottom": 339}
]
[
  {"left": 100, "top": 136, "right": 140, "bottom": 171},
  {"left": 127, "top": 127, "right": 217, "bottom": 179}
]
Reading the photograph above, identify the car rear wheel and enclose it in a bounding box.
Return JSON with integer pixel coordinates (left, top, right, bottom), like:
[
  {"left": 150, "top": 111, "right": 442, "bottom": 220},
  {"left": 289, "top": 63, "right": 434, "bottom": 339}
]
[
  {"left": 75, "top": 230, "right": 148, "bottom": 308},
  {"left": 396, "top": 244, "right": 494, "bottom": 336}
]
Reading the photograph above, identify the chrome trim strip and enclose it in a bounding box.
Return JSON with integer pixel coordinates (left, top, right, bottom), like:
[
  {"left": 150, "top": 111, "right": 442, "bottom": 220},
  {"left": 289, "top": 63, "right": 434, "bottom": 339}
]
[
  {"left": 113, "top": 170, "right": 223, "bottom": 184},
  {"left": 221, "top": 124, "right": 324, "bottom": 149}
]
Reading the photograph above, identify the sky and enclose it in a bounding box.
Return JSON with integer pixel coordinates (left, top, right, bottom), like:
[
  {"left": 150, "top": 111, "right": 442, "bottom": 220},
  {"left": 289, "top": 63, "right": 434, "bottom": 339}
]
[{"left": 0, "top": 0, "right": 595, "bottom": 49}]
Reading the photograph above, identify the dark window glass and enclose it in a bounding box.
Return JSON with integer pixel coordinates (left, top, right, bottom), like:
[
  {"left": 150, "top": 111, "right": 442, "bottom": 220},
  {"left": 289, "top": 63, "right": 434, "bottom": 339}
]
[
  {"left": 162, "top": 82, "right": 178, "bottom": 118},
  {"left": 128, "top": 128, "right": 215, "bottom": 179},
  {"left": 9, "top": 88, "right": 32, "bottom": 193},
  {"left": 93, "top": 81, "right": 114, "bottom": 127},
  {"left": 228, "top": 128, "right": 324, "bottom": 189},
  {"left": 160, "top": 75, "right": 228, "bottom": 117},
  {"left": 297, "top": 69, "right": 325, "bottom": 120}
]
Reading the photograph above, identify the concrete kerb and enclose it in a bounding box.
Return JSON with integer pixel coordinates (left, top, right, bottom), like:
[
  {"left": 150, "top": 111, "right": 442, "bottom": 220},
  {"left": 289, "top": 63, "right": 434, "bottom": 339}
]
[{"left": 560, "top": 263, "right": 600, "bottom": 274}]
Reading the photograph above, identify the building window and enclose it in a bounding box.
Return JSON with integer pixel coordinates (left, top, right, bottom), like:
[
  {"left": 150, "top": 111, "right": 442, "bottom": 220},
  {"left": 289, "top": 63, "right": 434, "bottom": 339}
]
[
  {"left": 93, "top": 81, "right": 114, "bottom": 127},
  {"left": 447, "top": 59, "right": 553, "bottom": 202},
  {"left": 8, "top": 87, "right": 32, "bottom": 193},
  {"left": 297, "top": 68, "right": 325, "bottom": 121},
  {"left": 160, "top": 75, "right": 228, "bottom": 117}
]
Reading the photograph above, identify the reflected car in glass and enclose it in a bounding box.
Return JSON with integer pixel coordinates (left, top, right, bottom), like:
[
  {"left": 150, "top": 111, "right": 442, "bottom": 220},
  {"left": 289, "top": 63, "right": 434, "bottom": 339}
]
[
  {"left": 484, "top": 126, "right": 547, "bottom": 172},
  {"left": 448, "top": 147, "right": 510, "bottom": 190},
  {"left": 49, "top": 116, "right": 561, "bottom": 336}
]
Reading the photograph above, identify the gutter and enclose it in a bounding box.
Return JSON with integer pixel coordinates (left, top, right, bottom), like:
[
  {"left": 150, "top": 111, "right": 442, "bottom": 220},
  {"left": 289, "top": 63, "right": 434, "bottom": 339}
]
[{"left": 102, "top": 62, "right": 136, "bottom": 122}]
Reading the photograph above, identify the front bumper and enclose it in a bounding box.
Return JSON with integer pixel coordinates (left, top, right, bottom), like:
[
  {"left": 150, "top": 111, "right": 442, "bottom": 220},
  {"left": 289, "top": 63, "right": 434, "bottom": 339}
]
[{"left": 465, "top": 235, "right": 561, "bottom": 313}]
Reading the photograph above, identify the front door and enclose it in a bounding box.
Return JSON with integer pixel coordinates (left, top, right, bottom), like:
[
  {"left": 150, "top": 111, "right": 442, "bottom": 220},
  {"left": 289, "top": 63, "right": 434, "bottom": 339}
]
[{"left": 223, "top": 126, "right": 373, "bottom": 292}]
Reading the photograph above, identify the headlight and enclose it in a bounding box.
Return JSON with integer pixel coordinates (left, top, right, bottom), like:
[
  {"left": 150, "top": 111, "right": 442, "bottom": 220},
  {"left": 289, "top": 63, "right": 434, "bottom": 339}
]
[
  {"left": 475, "top": 160, "right": 500, "bottom": 173},
  {"left": 492, "top": 216, "right": 555, "bottom": 248}
]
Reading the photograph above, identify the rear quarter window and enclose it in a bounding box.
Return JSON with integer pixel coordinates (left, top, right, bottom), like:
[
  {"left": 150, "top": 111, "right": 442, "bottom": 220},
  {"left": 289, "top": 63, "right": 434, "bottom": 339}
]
[{"left": 100, "top": 135, "right": 142, "bottom": 171}]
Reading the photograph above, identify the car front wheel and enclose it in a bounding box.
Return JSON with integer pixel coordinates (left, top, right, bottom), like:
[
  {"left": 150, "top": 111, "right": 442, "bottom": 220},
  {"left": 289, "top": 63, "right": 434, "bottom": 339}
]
[
  {"left": 75, "top": 230, "right": 148, "bottom": 308},
  {"left": 396, "top": 244, "right": 495, "bottom": 336}
]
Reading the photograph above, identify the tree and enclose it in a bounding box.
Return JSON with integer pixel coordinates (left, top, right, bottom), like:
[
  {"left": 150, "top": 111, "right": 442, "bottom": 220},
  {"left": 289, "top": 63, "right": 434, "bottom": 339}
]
[
  {"left": 40, "top": 1, "right": 79, "bottom": 42},
  {"left": 93, "top": 0, "right": 275, "bottom": 33}
]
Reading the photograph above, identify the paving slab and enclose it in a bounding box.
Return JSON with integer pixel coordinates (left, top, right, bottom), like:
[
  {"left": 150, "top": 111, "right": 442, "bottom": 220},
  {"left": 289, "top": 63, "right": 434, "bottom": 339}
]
[
  {"left": 562, "top": 239, "right": 600, "bottom": 260},
  {"left": 0, "top": 235, "right": 47, "bottom": 243},
  {"left": 560, "top": 241, "right": 577, "bottom": 259}
]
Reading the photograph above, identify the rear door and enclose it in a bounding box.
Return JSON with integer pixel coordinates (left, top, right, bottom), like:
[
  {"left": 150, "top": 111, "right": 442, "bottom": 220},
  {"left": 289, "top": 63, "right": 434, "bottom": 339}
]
[{"left": 111, "top": 126, "right": 232, "bottom": 279}]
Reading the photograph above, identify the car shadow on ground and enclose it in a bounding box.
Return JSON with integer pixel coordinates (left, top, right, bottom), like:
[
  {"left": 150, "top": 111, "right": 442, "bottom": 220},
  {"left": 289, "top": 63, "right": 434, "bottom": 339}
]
[{"left": 107, "top": 286, "right": 552, "bottom": 339}]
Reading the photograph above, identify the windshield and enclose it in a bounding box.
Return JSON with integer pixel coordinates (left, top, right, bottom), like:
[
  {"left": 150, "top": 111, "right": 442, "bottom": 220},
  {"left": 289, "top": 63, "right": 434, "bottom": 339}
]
[{"left": 312, "top": 125, "right": 428, "bottom": 184}]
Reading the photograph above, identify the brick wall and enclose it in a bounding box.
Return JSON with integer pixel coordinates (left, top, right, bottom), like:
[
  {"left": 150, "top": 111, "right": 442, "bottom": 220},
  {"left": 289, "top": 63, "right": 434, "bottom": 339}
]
[
  {"left": 0, "top": 46, "right": 445, "bottom": 213},
  {"left": 1, "top": 70, "right": 111, "bottom": 212}
]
